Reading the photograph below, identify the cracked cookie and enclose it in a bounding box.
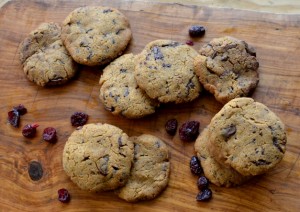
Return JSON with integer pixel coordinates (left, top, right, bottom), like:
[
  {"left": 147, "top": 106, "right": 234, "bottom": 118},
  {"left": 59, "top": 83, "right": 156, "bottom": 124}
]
[
  {"left": 195, "top": 128, "right": 251, "bottom": 187},
  {"left": 19, "top": 22, "right": 78, "bottom": 86},
  {"left": 62, "top": 123, "right": 134, "bottom": 192},
  {"left": 134, "top": 39, "right": 202, "bottom": 104},
  {"left": 99, "top": 54, "right": 159, "bottom": 118},
  {"left": 61, "top": 6, "right": 132, "bottom": 66},
  {"left": 117, "top": 134, "right": 170, "bottom": 202},
  {"left": 207, "top": 97, "right": 287, "bottom": 176},
  {"left": 194, "top": 36, "right": 259, "bottom": 104}
]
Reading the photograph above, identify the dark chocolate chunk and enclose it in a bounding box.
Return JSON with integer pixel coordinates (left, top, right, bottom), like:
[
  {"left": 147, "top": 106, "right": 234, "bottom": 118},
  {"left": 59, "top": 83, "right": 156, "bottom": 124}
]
[
  {"left": 153, "top": 46, "right": 164, "bottom": 60},
  {"left": 221, "top": 125, "right": 236, "bottom": 139}
]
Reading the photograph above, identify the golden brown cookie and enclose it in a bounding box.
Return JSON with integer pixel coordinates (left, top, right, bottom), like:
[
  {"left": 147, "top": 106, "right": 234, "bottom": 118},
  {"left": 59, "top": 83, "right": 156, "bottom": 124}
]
[
  {"left": 117, "top": 134, "right": 170, "bottom": 202},
  {"left": 208, "top": 98, "right": 287, "bottom": 176},
  {"left": 135, "top": 39, "right": 202, "bottom": 104},
  {"left": 194, "top": 128, "right": 251, "bottom": 187},
  {"left": 19, "top": 22, "right": 78, "bottom": 86},
  {"left": 62, "top": 123, "right": 134, "bottom": 192},
  {"left": 61, "top": 6, "right": 132, "bottom": 66},
  {"left": 99, "top": 54, "right": 159, "bottom": 118},
  {"left": 194, "top": 36, "right": 259, "bottom": 104}
]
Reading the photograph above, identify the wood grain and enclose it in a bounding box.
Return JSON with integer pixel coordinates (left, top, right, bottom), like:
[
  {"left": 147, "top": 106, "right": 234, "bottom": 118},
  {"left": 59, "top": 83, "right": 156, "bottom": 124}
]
[{"left": 0, "top": 0, "right": 299, "bottom": 211}]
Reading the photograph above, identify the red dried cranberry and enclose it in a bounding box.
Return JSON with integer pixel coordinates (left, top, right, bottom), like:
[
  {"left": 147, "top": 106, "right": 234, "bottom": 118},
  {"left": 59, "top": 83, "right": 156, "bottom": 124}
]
[
  {"left": 71, "top": 112, "right": 88, "bottom": 127},
  {"left": 197, "top": 176, "right": 209, "bottom": 189},
  {"left": 13, "top": 104, "right": 27, "bottom": 115},
  {"left": 190, "top": 156, "right": 203, "bottom": 175},
  {"left": 179, "top": 121, "right": 200, "bottom": 142},
  {"left": 43, "top": 127, "right": 57, "bottom": 142},
  {"left": 165, "top": 119, "right": 178, "bottom": 136},
  {"left": 8, "top": 110, "right": 20, "bottom": 128},
  {"left": 22, "top": 124, "right": 39, "bottom": 138},
  {"left": 58, "top": 188, "right": 70, "bottom": 203},
  {"left": 186, "top": 40, "right": 194, "bottom": 46},
  {"left": 189, "top": 25, "right": 206, "bottom": 37},
  {"left": 196, "top": 188, "right": 212, "bottom": 201}
]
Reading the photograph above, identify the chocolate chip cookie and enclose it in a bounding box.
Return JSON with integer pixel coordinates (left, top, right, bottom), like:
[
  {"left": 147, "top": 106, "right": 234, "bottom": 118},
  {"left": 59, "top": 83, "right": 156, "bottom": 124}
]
[
  {"left": 208, "top": 98, "right": 287, "bottom": 176},
  {"left": 19, "top": 22, "right": 78, "bottom": 86},
  {"left": 117, "top": 134, "right": 170, "bottom": 202},
  {"left": 61, "top": 6, "right": 132, "bottom": 66},
  {"left": 62, "top": 123, "right": 134, "bottom": 192},
  {"left": 194, "top": 36, "right": 259, "bottom": 104},
  {"left": 195, "top": 128, "right": 251, "bottom": 187},
  {"left": 135, "top": 40, "right": 202, "bottom": 104},
  {"left": 99, "top": 54, "right": 159, "bottom": 118}
]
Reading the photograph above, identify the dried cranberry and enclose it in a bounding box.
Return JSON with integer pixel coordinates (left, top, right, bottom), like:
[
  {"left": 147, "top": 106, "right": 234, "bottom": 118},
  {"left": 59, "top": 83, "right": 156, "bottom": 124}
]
[
  {"left": 43, "top": 127, "right": 57, "bottom": 142},
  {"left": 179, "top": 121, "right": 200, "bottom": 142},
  {"left": 196, "top": 188, "right": 212, "bottom": 201},
  {"left": 165, "top": 119, "right": 178, "bottom": 136},
  {"left": 189, "top": 25, "right": 206, "bottom": 37},
  {"left": 22, "top": 123, "right": 39, "bottom": 138},
  {"left": 197, "top": 176, "right": 209, "bottom": 189},
  {"left": 190, "top": 156, "right": 203, "bottom": 175},
  {"left": 186, "top": 40, "right": 194, "bottom": 46},
  {"left": 71, "top": 112, "right": 88, "bottom": 127},
  {"left": 13, "top": 104, "right": 27, "bottom": 115},
  {"left": 8, "top": 110, "right": 20, "bottom": 128},
  {"left": 58, "top": 188, "right": 70, "bottom": 203}
]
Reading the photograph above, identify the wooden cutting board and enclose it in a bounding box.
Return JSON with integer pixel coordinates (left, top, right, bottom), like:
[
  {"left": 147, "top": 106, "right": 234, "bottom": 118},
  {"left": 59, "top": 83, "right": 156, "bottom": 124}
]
[{"left": 0, "top": 0, "right": 299, "bottom": 211}]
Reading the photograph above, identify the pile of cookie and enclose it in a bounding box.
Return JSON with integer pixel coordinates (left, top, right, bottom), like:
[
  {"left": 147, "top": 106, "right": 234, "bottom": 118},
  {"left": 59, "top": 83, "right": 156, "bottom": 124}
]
[
  {"left": 63, "top": 123, "right": 170, "bottom": 202},
  {"left": 19, "top": 6, "right": 131, "bottom": 86},
  {"left": 195, "top": 98, "right": 287, "bottom": 187}
]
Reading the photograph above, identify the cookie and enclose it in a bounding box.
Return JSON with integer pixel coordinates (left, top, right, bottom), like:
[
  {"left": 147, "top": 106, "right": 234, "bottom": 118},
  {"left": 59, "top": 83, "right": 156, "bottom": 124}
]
[
  {"left": 194, "top": 36, "right": 259, "bottom": 104},
  {"left": 134, "top": 40, "right": 202, "bottom": 104},
  {"left": 61, "top": 6, "right": 132, "bottom": 66},
  {"left": 194, "top": 128, "right": 251, "bottom": 187},
  {"left": 19, "top": 22, "right": 78, "bottom": 86},
  {"left": 99, "top": 54, "right": 159, "bottom": 118},
  {"left": 62, "top": 123, "right": 134, "bottom": 192},
  {"left": 117, "top": 134, "right": 170, "bottom": 202},
  {"left": 207, "top": 97, "right": 287, "bottom": 176}
]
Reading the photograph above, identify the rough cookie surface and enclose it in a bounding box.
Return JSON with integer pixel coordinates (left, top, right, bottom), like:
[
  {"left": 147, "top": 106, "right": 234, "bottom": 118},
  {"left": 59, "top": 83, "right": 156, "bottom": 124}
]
[
  {"left": 62, "top": 123, "right": 134, "bottom": 192},
  {"left": 19, "top": 22, "right": 78, "bottom": 86},
  {"left": 61, "top": 6, "right": 132, "bottom": 66},
  {"left": 117, "top": 134, "right": 170, "bottom": 202},
  {"left": 134, "top": 39, "right": 202, "bottom": 104},
  {"left": 208, "top": 98, "right": 287, "bottom": 176},
  {"left": 194, "top": 36, "right": 259, "bottom": 104},
  {"left": 99, "top": 54, "right": 159, "bottom": 118},
  {"left": 194, "top": 128, "right": 251, "bottom": 187}
]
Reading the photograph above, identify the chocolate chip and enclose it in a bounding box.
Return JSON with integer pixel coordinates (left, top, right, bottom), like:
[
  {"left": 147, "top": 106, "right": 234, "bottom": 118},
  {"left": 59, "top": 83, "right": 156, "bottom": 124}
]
[
  {"left": 251, "top": 159, "right": 271, "bottom": 166},
  {"left": 120, "top": 68, "right": 127, "bottom": 73},
  {"left": 273, "top": 137, "right": 284, "bottom": 153},
  {"left": 155, "top": 141, "right": 161, "bottom": 148},
  {"left": 221, "top": 125, "right": 236, "bottom": 139},
  {"left": 118, "top": 137, "right": 124, "bottom": 148},
  {"left": 28, "top": 161, "right": 43, "bottom": 181},
  {"left": 153, "top": 46, "right": 164, "bottom": 60},
  {"left": 116, "top": 29, "right": 124, "bottom": 35},
  {"left": 161, "top": 42, "right": 180, "bottom": 47},
  {"left": 123, "top": 87, "right": 129, "bottom": 97},
  {"left": 98, "top": 155, "right": 109, "bottom": 176},
  {"left": 162, "top": 63, "right": 171, "bottom": 68},
  {"left": 103, "top": 9, "right": 113, "bottom": 13}
]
